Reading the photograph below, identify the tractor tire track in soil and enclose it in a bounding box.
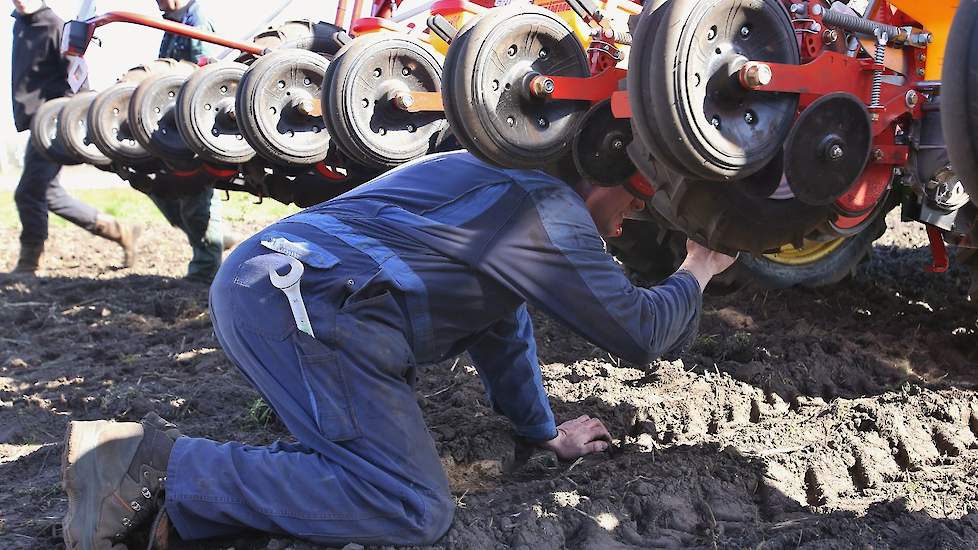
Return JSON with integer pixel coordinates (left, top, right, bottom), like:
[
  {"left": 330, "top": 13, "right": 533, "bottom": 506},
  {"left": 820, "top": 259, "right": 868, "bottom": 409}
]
[{"left": 1, "top": 211, "right": 977, "bottom": 549}]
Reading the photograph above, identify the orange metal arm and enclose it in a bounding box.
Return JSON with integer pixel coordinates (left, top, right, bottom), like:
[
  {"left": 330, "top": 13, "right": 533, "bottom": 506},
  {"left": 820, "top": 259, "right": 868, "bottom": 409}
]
[{"left": 63, "top": 11, "right": 265, "bottom": 57}]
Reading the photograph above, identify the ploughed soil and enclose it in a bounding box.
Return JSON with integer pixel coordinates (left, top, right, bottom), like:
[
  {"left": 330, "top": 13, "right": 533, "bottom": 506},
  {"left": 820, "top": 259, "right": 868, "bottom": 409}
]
[{"left": 1, "top": 209, "right": 977, "bottom": 550}]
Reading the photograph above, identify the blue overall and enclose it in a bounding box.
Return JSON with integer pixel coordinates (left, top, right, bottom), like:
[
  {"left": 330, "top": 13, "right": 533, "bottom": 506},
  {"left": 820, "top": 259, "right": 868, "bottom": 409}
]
[{"left": 166, "top": 152, "right": 702, "bottom": 545}]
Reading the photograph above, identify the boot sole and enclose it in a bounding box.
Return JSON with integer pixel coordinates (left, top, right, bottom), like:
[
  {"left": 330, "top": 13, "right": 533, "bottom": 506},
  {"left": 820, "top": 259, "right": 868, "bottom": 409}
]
[{"left": 62, "top": 421, "right": 142, "bottom": 550}]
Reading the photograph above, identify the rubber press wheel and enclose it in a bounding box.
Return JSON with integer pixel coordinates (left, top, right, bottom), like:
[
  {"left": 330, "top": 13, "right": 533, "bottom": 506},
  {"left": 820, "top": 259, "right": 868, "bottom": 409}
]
[
  {"left": 236, "top": 19, "right": 348, "bottom": 64},
  {"left": 30, "top": 97, "right": 80, "bottom": 165},
  {"left": 942, "top": 0, "right": 978, "bottom": 203},
  {"left": 129, "top": 64, "right": 198, "bottom": 163},
  {"left": 176, "top": 62, "right": 254, "bottom": 165},
  {"left": 236, "top": 48, "right": 330, "bottom": 166},
  {"left": 442, "top": 4, "right": 590, "bottom": 168},
  {"left": 324, "top": 34, "right": 449, "bottom": 170},
  {"left": 57, "top": 91, "right": 112, "bottom": 166},
  {"left": 628, "top": 0, "right": 799, "bottom": 181}
]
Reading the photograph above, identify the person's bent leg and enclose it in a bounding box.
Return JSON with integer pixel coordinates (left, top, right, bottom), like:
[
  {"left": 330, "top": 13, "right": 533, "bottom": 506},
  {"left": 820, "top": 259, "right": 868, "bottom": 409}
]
[
  {"left": 12, "top": 142, "right": 60, "bottom": 271},
  {"left": 178, "top": 188, "right": 224, "bottom": 282},
  {"left": 165, "top": 237, "right": 453, "bottom": 545}
]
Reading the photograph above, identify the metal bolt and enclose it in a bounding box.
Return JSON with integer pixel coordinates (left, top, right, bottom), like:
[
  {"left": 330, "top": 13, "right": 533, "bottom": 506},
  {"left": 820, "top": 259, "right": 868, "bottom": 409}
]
[
  {"left": 742, "top": 63, "right": 773, "bottom": 88},
  {"left": 612, "top": 138, "right": 624, "bottom": 150},
  {"left": 539, "top": 48, "right": 548, "bottom": 58},
  {"left": 740, "top": 26, "right": 750, "bottom": 38},
  {"left": 537, "top": 117, "right": 548, "bottom": 128},
  {"left": 392, "top": 92, "right": 415, "bottom": 110},
  {"left": 277, "top": 80, "right": 286, "bottom": 89},
  {"left": 710, "top": 115, "right": 721, "bottom": 129},
  {"left": 168, "top": 91, "right": 175, "bottom": 98},
  {"left": 828, "top": 144, "right": 844, "bottom": 160},
  {"left": 790, "top": 3, "right": 804, "bottom": 13},
  {"left": 407, "top": 124, "right": 416, "bottom": 132},
  {"left": 823, "top": 29, "right": 838, "bottom": 44},
  {"left": 706, "top": 26, "right": 717, "bottom": 40},
  {"left": 491, "top": 80, "right": 499, "bottom": 91},
  {"left": 507, "top": 44, "right": 517, "bottom": 57},
  {"left": 917, "top": 68, "right": 925, "bottom": 77},
  {"left": 220, "top": 85, "right": 228, "bottom": 93},
  {"left": 529, "top": 75, "right": 556, "bottom": 97},
  {"left": 905, "top": 90, "right": 919, "bottom": 108},
  {"left": 506, "top": 116, "right": 516, "bottom": 127},
  {"left": 810, "top": 22, "right": 821, "bottom": 33},
  {"left": 744, "top": 111, "right": 755, "bottom": 125},
  {"left": 872, "top": 148, "right": 884, "bottom": 161},
  {"left": 918, "top": 53, "right": 926, "bottom": 62},
  {"left": 373, "top": 68, "right": 382, "bottom": 77},
  {"left": 401, "top": 67, "right": 411, "bottom": 76},
  {"left": 811, "top": 4, "right": 824, "bottom": 16},
  {"left": 294, "top": 98, "right": 316, "bottom": 116}
]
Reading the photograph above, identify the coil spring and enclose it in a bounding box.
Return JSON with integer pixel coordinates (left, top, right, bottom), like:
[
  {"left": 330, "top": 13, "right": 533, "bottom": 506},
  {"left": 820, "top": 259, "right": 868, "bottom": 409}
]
[{"left": 870, "top": 30, "right": 886, "bottom": 108}]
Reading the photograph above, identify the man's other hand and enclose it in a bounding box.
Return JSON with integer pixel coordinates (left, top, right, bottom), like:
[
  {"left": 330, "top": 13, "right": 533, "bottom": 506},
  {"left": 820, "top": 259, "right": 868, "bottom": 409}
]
[
  {"left": 539, "top": 415, "right": 612, "bottom": 461},
  {"left": 678, "top": 239, "right": 738, "bottom": 291}
]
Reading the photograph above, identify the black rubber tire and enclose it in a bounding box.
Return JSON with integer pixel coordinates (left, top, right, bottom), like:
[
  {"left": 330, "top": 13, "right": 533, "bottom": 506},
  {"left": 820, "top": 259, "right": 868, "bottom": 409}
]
[
  {"left": 730, "top": 201, "right": 889, "bottom": 289},
  {"left": 30, "top": 97, "right": 80, "bottom": 165},
  {"left": 175, "top": 62, "right": 254, "bottom": 165},
  {"left": 611, "top": 203, "right": 889, "bottom": 290},
  {"left": 441, "top": 4, "right": 590, "bottom": 168},
  {"left": 629, "top": 0, "right": 799, "bottom": 181},
  {"left": 439, "top": 14, "right": 490, "bottom": 160},
  {"left": 129, "top": 65, "right": 197, "bottom": 163},
  {"left": 942, "top": 0, "right": 978, "bottom": 204},
  {"left": 323, "top": 34, "right": 449, "bottom": 170},
  {"left": 57, "top": 91, "right": 112, "bottom": 166},
  {"left": 89, "top": 59, "right": 190, "bottom": 165},
  {"left": 236, "top": 20, "right": 348, "bottom": 64},
  {"left": 236, "top": 48, "right": 330, "bottom": 167}
]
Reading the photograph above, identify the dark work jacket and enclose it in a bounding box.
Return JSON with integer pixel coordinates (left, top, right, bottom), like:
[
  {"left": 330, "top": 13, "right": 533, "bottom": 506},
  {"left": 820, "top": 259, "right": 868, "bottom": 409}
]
[
  {"left": 271, "top": 152, "right": 703, "bottom": 441},
  {"left": 11, "top": 7, "right": 76, "bottom": 132}
]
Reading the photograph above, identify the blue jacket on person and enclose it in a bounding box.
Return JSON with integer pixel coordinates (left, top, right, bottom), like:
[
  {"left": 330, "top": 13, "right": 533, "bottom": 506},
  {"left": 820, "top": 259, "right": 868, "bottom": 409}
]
[{"left": 272, "top": 151, "right": 703, "bottom": 441}]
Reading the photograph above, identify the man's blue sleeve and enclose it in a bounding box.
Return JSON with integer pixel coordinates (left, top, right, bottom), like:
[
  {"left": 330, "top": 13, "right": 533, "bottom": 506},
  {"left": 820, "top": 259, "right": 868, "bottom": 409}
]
[
  {"left": 477, "top": 179, "right": 703, "bottom": 365},
  {"left": 467, "top": 303, "right": 557, "bottom": 441}
]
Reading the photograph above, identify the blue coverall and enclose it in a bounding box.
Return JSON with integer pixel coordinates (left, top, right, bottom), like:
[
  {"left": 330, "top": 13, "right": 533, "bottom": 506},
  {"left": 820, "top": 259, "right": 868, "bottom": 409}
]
[{"left": 167, "top": 152, "right": 702, "bottom": 545}]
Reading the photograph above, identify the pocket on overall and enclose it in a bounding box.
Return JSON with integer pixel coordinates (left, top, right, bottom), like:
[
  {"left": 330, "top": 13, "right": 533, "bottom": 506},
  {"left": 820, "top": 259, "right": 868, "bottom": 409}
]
[
  {"left": 230, "top": 231, "right": 342, "bottom": 341},
  {"left": 293, "top": 331, "right": 362, "bottom": 442}
]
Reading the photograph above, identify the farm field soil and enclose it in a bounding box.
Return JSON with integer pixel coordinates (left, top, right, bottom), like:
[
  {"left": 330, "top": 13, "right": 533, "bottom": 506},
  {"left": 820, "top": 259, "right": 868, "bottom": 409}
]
[{"left": 1, "top": 210, "right": 977, "bottom": 550}]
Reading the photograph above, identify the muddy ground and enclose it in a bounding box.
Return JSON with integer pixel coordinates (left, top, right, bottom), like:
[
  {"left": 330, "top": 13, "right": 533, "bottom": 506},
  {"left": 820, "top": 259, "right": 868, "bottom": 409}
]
[{"left": 1, "top": 209, "right": 977, "bottom": 550}]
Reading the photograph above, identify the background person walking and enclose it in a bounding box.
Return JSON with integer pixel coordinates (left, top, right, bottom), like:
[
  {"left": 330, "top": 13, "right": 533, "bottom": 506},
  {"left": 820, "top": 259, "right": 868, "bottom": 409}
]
[{"left": 9, "top": 0, "right": 140, "bottom": 275}]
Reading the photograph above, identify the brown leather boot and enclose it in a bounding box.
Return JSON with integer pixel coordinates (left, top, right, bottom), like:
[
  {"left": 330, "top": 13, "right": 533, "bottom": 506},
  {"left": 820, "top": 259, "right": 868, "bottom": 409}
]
[
  {"left": 12, "top": 243, "right": 44, "bottom": 274},
  {"left": 93, "top": 214, "right": 142, "bottom": 268},
  {"left": 62, "top": 413, "right": 181, "bottom": 550}
]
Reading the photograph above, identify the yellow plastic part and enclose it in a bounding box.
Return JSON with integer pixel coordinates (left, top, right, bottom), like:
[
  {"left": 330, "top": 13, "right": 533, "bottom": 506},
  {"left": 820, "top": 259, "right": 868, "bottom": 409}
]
[
  {"left": 428, "top": 6, "right": 484, "bottom": 55},
  {"left": 762, "top": 238, "right": 846, "bottom": 266},
  {"left": 889, "top": 0, "right": 958, "bottom": 80}
]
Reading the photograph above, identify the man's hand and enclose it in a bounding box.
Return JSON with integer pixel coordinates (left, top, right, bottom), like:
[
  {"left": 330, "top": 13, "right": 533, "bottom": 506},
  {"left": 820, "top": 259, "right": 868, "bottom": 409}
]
[
  {"left": 538, "top": 415, "right": 612, "bottom": 461},
  {"left": 678, "top": 239, "right": 738, "bottom": 291}
]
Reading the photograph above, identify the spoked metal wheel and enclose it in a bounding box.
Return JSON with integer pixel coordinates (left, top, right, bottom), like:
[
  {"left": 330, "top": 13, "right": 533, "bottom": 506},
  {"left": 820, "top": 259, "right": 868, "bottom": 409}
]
[
  {"left": 176, "top": 62, "right": 254, "bottom": 165},
  {"left": 129, "top": 64, "right": 197, "bottom": 163},
  {"left": 88, "top": 81, "right": 155, "bottom": 165},
  {"left": 628, "top": 0, "right": 799, "bottom": 181},
  {"left": 57, "top": 91, "right": 112, "bottom": 167},
  {"left": 442, "top": 5, "right": 590, "bottom": 168},
  {"left": 30, "top": 97, "right": 80, "bottom": 165},
  {"left": 324, "top": 34, "right": 449, "bottom": 170},
  {"left": 236, "top": 48, "right": 330, "bottom": 166}
]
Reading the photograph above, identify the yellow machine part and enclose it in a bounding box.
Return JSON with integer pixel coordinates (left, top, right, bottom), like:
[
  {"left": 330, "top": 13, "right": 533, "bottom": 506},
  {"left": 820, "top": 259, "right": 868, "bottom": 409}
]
[
  {"left": 889, "top": 0, "right": 958, "bottom": 80},
  {"left": 763, "top": 238, "right": 846, "bottom": 266}
]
